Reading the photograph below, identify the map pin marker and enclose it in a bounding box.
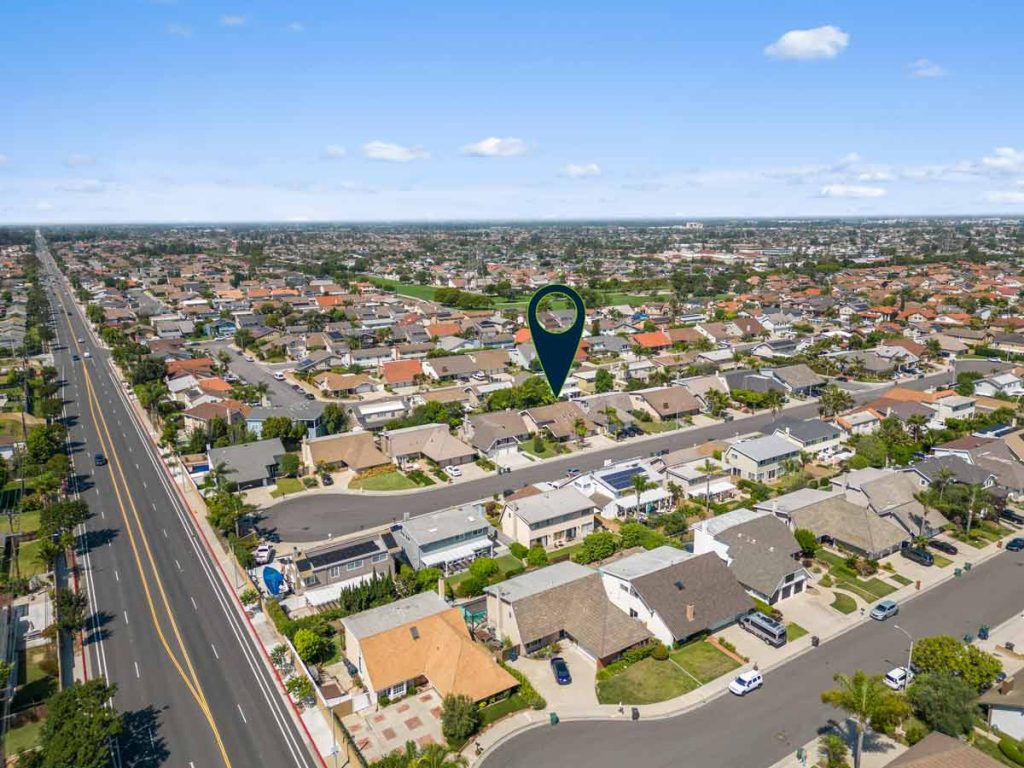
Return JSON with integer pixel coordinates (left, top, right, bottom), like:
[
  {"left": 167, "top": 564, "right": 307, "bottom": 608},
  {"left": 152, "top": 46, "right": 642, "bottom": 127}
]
[{"left": 527, "top": 284, "right": 586, "bottom": 399}]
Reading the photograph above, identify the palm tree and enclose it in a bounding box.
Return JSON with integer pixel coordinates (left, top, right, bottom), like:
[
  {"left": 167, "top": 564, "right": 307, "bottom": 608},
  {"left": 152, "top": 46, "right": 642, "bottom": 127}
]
[
  {"left": 411, "top": 744, "right": 468, "bottom": 768},
  {"left": 906, "top": 413, "right": 928, "bottom": 443},
  {"left": 965, "top": 483, "right": 989, "bottom": 536},
  {"left": 204, "top": 461, "right": 236, "bottom": 492},
  {"left": 573, "top": 417, "right": 588, "bottom": 447},
  {"left": 930, "top": 466, "right": 955, "bottom": 505},
  {"left": 632, "top": 473, "right": 655, "bottom": 518},
  {"left": 820, "top": 671, "right": 897, "bottom": 768},
  {"left": 699, "top": 459, "right": 721, "bottom": 518},
  {"left": 764, "top": 389, "right": 785, "bottom": 418},
  {"left": 818, "top": 384, "right": 854, "bottom": 418},
  {"left": 666, "top": 481, "right": 683, "bottom": 510}
]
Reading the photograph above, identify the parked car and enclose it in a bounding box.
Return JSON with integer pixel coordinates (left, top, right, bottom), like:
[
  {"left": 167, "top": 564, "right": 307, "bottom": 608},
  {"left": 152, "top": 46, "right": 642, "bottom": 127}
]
[
  {"left": 94, "top": 452, "right": 107, "bottom": 467},
  {"left": 443, "top": 465, "right": 462, "bottom": 479},
  {"left": 928, "top": 539, "right": 958, "bottom": 556},
  {"left": 870, "top": 599, "right": 899, "bottom": 621},
  {"left": 900, "top": 547, "right": 934, "bottom": 567},
  {"left": 883, "top": 667, "right": 914, "bottom": 691},
  {"left": 304, "top": 392, "right": 316, "bottom": 400},
  {"left": 1006, "top": 538, "right": 1024, "bottom": 552},
  {"left": 320, "top": 473, "right": 334, "bottom": 486},
  {"left": 273, "top": 371, "right": 286, "bottom": 381},
  {"left": 728, "top": 670, "right": 763, "bottom": 696},
  {"left": 254, "top": 544, "right": 273, "bottom": 565},
  {"left": 550, "top": 657, "right": 572, "bottom": 685},
  {"left": 77, "top": 337, "right": 84, "bottom": 343},
  {"left": 565, "top": 467, "right": 581, "bottom": 478},
  {"left": 1000, "top": 509, "right": 1024, "bottom": 526},
  {"left": 83, "top": 351, "right": 91, "bottom": 359}
]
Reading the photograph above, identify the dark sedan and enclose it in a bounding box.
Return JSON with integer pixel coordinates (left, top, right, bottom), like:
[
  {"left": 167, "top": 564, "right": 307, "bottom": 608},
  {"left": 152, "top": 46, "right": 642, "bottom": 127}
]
[
  {"left": 1007, "top": 538, "right": 1024, "bottom": 552},
  {"left": 550, "top": 656, "right": 572, "bottom": 685},
  {"left": 929, "top": 539, "right": 959, "bottom": 556}
]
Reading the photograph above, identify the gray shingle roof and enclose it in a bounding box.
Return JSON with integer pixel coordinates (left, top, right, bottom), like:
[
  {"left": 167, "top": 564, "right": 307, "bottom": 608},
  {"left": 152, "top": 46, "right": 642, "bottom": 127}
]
[{"left": 715, "top": 516, "right": 802, "bottom": 597}]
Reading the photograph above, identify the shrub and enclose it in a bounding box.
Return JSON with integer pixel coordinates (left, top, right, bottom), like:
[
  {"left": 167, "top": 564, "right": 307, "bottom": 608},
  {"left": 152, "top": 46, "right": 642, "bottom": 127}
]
[
  {"left": 294, "top": 628, "right": 333, "bottom": 665},
  {"left": 441, "top": 693, "right": 480, "bottom": 745},
  {"left": 509, "top": 543, "right": 528, "bottom": 560},
  {"left": 286, "top": 675, "right": 314, "bottom": 702},
  {"left": 820, "top": 574, "right": 834, "bottom": 588},
  {"left": 651, "top": 644, "right": 669, "bottom": 661},
  {"left": 269, "top": 644, "right": 291, "bottom": 669},
  {"left": 904, "top": 718, "right": 929, "bottom": 746},
  {"left": 499, "top": 663, "right": 546, "bottom": 709},
  {"left": 378, "top": 693, "right": 391, "bottom": 707},
  {"left": 457, "top": 575, "right": 486, "bottom": 597},
  {"left": 239, "top": 588, "right": 260, "bottom": 607},
  {"left": 469, "top": 557, "right": 499, "bottom": 579},
  {"left": 999, "top": 738, "right": 1024, "bottom": 766},
  {"left": 526, "top": 546, "right": 549, "bottom": 568}
]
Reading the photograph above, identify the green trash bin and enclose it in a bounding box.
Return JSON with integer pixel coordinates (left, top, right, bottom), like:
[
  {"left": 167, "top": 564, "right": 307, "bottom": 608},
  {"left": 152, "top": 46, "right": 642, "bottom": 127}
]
[
  {"left": 954, "top": 568, "right": 962, "bottom": 577},
  {"left": 964, "top": 562, "right": 972, "bottom": 571},
  {"left": 549, "top": 712, "right": 559, "bottom": 725}
]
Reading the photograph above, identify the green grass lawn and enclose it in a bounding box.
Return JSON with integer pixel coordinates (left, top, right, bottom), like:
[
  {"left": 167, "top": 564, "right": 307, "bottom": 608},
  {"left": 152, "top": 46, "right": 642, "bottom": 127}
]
[
  {"left": 787, "top": 623, "right": 808, "bottom": 642},
  {"left": 830, "top": 591, "right": 858, "bottom": 614},
  {"left": 13, "top": 647, "right": 58, "bottom": 711},
  {"left": 816, "top": 550, "right": 896, "bottom": 601},
  {"left": 522, "top": 437, "right": 563, "bottom": 459},
  {"left": 348, "top": 471, "right": 419, "bottom": 492},
  {"left": 971, "top": 735, "right": 1019, "bottom": 767},
  {"left": 638, "top": 421, "right": 678, "bottom": 434},
  {"left": 479, "top": 693, "right": 534, "bottom": 727},
  {"left": 890, "top": 573, "right": 913, "bottom": 586},
  {"left": 4, "top": 716, "right": 44, "bottom": 756},
  {"left": 933, "top": 553, "right": 953, "bottom": 567},
  {"left": 446, "top": 554, "right": 524, "bottom": 594},
  {"left": 269, "top": 478, "right": 306, "bottom": 498},
  {"left": 596, "top": 657, "right": 699, "bottom": 705},
  {"left": 549, "top": 541, "right": 586, "bottom": 563},
  {"left": 16, "top": 539, "right": 47, "bottom": 579},
  {"left": 669, "top": 641, "right": 740, "bottom": 684},
  {"left": 3, "top": 509, "right": 41, "bottom": 535}
]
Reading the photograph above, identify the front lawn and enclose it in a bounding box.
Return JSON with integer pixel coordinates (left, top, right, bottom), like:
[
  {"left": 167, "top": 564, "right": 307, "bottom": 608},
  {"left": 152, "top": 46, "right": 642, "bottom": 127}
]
[
  {"left": 637, "top": 421, "right": 677, "bottom": 434},
  {"left": 933, "top": 553, "right": 954, "bottom": 568},
  {"left": 596, "top": 657, "right": 699, "bottom": 705},
  {"left": 16, "top": 539, "right": 47, "bottom": 579},
  {"left": 522, "top": 437, "right": 564, "bottom": 459},
  {"left": 786, "top": 623, "right": 808, "bottom": 642},
  {"left": 269, "top": 478, "right": 306, "bottom": 497},
  {"left": 890, "top": 573, "right": 913, "bottom": 586},
  {"left": 13, "top": 646, "right": 58, "bottom": 710},
  {"left": 348, "top": 471, "right": 418, "bottom": 492},
  {"left": 3, "top": 510, "right": 41, "bottom": 535},
  {"left": 4, "top": 716, "right": 43, "bottom": 756},
  {"left": 830, "top": 591, "right": 858, "bottom": 614},
  {"left": 669, "top": 641, "right": 740, "bottom": 684}
]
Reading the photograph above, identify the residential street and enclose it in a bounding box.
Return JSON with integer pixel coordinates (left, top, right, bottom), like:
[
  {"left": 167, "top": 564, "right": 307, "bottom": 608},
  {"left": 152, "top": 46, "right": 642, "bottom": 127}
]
[
  {"left": 260, "top": 362, "right": 1009, "bottom": 543},
  {"left": 40, "top": 235, "right": 320, "bottom": 768},
  {"left": 200, "top": 337, "right": 308, "bottom": 406},
  {"left": 482, "top": 545, "right": 1024, "bottom": 768}
]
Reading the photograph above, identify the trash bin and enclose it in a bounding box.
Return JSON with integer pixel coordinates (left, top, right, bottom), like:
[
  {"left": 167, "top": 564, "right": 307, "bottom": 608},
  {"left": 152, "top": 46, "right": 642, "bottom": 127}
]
[
  {"left": 811, "top": 635, "right": 820, "bottom": 648},
  {"left": 963, "top": 633, "right": 974, "bottom": 644},
  {"left": 954, "top": 568, "right": 962, "bottom": 577},
  {"left": 964, "top": 562, "right": 972, "bottom": 571},
  {"left": 631, "top": 707, "right": 640, "bottom": 721},
  {"left": 549, "top": 712, "right": 559, "bottom": 725},
  {"left": 508, "top": 649, "right": 518, "bottom": 662},
  {"left": 979, "top": 625, "right": 990, "bottom": 640}
]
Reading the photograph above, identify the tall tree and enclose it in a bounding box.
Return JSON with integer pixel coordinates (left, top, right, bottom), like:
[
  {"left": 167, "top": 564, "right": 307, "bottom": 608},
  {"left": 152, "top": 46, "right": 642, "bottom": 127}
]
[{"left": 821, "top": 671, "right": 908, "bottom": 768}]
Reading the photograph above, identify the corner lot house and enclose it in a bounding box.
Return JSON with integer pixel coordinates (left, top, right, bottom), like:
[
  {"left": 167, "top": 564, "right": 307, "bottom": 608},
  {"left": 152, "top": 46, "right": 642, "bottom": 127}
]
[
  {"left": 342, "top": 592, "right": 517, "bottom": 707},
  {"left": 485, "top": 562, "right": 651, "bottom": 664},
  {"left": 724, "top": 434, "right": 801, "bottom": 482},
  {"left": 499, "top": 485, "right": 596, "bottom": 550},
  {"left": 393, "top": 505, "right": 495, "bottom": 574},
  {"left": 293, "top": 533, "right": 397, "bottom": 607},
  {"left": 598, "top": 546, "right": 752, "bottom": 646},
  {"left": 692, "top": 508, "right": 809, "bottom": 604},
  {"left": 207, "top": 438, "right": 286, "bottom": 490}
]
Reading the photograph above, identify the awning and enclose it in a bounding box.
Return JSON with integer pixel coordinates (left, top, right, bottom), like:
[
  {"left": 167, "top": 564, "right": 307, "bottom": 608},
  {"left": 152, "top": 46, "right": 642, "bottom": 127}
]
[
  {"left": 421, "top": 539, "right": 492, "bottom": 567},
  {"left": 691, "top": 479, "right": 736, "bottom": 498}
]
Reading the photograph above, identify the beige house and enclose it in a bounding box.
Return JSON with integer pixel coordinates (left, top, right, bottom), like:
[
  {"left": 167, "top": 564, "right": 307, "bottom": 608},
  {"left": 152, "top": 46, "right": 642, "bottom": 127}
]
[
  {"left": 301, "top": 432, "right": 390, "bottom": 474},
  {"left": 379, "top": 423, "right": 476, "bottom": 467},
  {"left": 723, "top": 434, "right": 801, "bottom": 482},
  {"left": 499, "top": 486, "right": 596, "bottom": 550}
]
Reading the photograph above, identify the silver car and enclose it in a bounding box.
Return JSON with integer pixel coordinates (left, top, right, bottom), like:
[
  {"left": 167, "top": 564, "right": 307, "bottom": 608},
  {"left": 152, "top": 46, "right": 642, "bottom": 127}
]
[{"left": 870, "top": 599, "right": 898, "bottom": 621}]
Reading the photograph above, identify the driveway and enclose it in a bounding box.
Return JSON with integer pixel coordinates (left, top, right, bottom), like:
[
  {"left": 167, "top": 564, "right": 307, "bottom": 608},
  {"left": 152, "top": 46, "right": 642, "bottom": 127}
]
[{"left": 510, "top": 646, "right": 598, "bottom": 712}]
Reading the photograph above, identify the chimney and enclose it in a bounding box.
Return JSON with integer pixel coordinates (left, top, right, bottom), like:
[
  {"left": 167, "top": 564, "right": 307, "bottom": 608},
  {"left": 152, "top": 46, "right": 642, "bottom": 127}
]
[{"left": 686, "top": 604, "right": 695, "bottom": 622}]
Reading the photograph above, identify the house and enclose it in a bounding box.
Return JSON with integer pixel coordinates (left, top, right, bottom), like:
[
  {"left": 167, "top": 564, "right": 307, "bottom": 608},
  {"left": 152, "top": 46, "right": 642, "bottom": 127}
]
[
  {"left": 665, "top": 457, "right": 738, "bottom": 504},
  {"left": 979, "top": 669, "right": 1024, "bottom": 741},
  {"left": 379, "top": 423, "right": 476, "bottom": 468},
  {"left": 935, "top": 436, "right": 1024, "bottom": 499},
  {"left": 692, "top": 509, "right": 809, "bottom": 604},
  {"left": 631, "top": 386, "right": 701, "bottom": 422},
  {"left": 421, "top": 355, "right": 479, "bottom": 382},
  {"left": 499, "top": 485, "right": 596, "bottom": 551},
  {"left": 751, "top": 339, "right": 798, "bottom": 359},
  {"left": 767, "top": 364, "right": 826, "bottom": 397},
  {"left": 774, "top": 418, "right": 844, "bottom": 457},
  {"left": 484, "top": 562, "right": 651, "bottom": 664},
  {"left": 723, "top": 434, "right": 802, "bottom": 482},
  {"left": 975, "top": 372, "right": 1024, "bottom": 398},
  {"left": 832, "top": 468, "right": 950, "bottom": 539},
  {"left": 293, "top": 533, "right": 398, "bottom": 607},
  {"left": 393, "top": 505, "right": 495, "bottom": 574},
  {"left": 380, "top": 359, "right": 423, "bottom": 388},
  {"left": 312, "top": 372, "right": 377, "bottom": 398},
  {"left": 247, "top": 401, "right": 326, "bottom": 439},
  {"left": 598, "top": 547, "right": 752, "bottom": 646},
  {"left": 834, "top": 408, "right": 883, "bottom": 435},
  {"left": 465, "top": 411, "right": 530, "bottom": 458},
  {"left": 301, "top": 432, "right": 390, "bottom": 474},
  {"left": 901, "top": 455, "right": 996, "bottom": 491},
  {"left": 570, "top": 458, "right": 672, "bottom": 521},
  {"left": 578, "top": 392, "right": 638, "bottom": 438},
  {"left": 521, "top": 401, "right": 595, "bottom": 443},
  {"left": 342, "top": 592, "right": 517, "bottom": 707},
  {"left": 885, "top": 731, "right": 1003, "bottom": 768},
  {"left": 350, "top": 399, "right": 409, "bottom": 430},
  {"left": 207, "top": 438, "right": 286, "bottom": 490},
  {"left": 787, "top": 495, "right": 908, "bottom": 559}
]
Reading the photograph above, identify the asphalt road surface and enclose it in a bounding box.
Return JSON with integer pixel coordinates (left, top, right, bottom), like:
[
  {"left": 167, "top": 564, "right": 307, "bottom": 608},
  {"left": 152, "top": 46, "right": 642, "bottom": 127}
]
[
  {"left": 262, "top": 361, "right": 1004, "bottom": 543},
  {"left": 40, "top": 234, "right": 320, "bottom": 768},
  {"left": 200, "top": 338, "right": 307, "bottom": 406},
  {"left": 482, "top": 546, "right": 1024, "bottom": 768}
]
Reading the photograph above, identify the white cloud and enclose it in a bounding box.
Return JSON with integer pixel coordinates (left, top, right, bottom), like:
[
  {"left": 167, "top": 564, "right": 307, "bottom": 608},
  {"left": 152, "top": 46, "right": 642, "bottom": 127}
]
[
  {"left": 857, "top": 169, "right": 893, "bottom": 182},
  {"left": 321, "top": 145, "right": 346, "bottom": 160},
  {"left": 982, "top": 147, "right": 1024, "bottom": 172},
  {"left": 563, "top": 163, "right": 602, "bottom": 178},
  {"left": 64, "top": 153, "right": 96, "bottom": 168},
  {"left": 55, "top": 179, "right": 106, "bottom": 194},
  {"left": 988, "top": 191, "right": 1024, "bottom": 204},
  {"left": 910, "top": 59, "right": 947, "bottom": 78},
  {"left": 819, "top": 184, "right": 887, "bottom": 199},
  {"left": 220, "top": 16, "right": 246, "bottom": 27},
  {"left": 461, "top": 137, "right": 528, "bottom": 157},
  {"left": 361, "top": 141, "right": 430, "bottom": 162},
  {"left": 765, "top": 26, "right": 849, "bottom": 60},
  {"left": 287, "top": 21, "right": 305, "bottom": 33},
  {"left": 166, "top": 23, "right": 193, "bottom": 38}
]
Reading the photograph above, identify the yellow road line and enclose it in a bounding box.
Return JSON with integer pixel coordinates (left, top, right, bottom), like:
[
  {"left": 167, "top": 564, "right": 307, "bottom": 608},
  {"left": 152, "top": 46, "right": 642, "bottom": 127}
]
[{"left": 68, "top": 306, "right": 233, "bottom": 767}]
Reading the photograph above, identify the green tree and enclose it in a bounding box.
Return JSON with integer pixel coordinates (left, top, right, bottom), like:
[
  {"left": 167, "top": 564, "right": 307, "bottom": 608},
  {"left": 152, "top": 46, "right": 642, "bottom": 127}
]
[
  {"left": 907, "top": 672, "right": 978, "bottom": 737},
  {"left": 594, "top": 369, "right": 615, "bottom": 393},
  {"left": 286, "top": 674, "right": 314, "bottom": 702},
  {"left": 440, "top": 693, "right": 480, "bottom": 745},
  {"left": 412, "top": 744, "right": 469, "bottom": 768},
  {"left": 293, "top": 628, "right": 332, "bottom": 665},
  {"left": 818, "top": 733, "right": 850, "bottom": 768},
  {"left": 911, "top": 635, "right": 1002, "bottom": 691},
  {"left": 278, "top": 453, "right": 300, "bottom": 478},
  {"left": 631, "top": 473, "right": 655, "bottom": 515},
  {"left": 575, "top": 531, "right": 618, "bottom": 564},
  {"left": 261, "top": 416, "right": 295, "bottom": 441},
  {"left": 818, "top": 384, "right": 854, "bottom": 418},
  {"left": 321, "top": 403, "right": 349, "bottom": 435},
  {"left": 56, "top": 590, "right": 88, "bottom": 634},
  {"left": 705, "top": 388, "right": 731, "bottom": 418},
  {"left": 35, "top": 679, "right": 124, "bottom": 768},
  {"left": 468, "top": 557, "right": 498, "bottom": 580},
  {"left": 764, "top": 389, "right": 785, "bottom": 417},
  {"left": 526, "top": 546, "right": 549, "bottom": 568},
  {"left": 821, "top": 671, "right": 908, "bottom": 768},
  {"left": 794, "top": 528, "right": 819, "bottom": 558}
]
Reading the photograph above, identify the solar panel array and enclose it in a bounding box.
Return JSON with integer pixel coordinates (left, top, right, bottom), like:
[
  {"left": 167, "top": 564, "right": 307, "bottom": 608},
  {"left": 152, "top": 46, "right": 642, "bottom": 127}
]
[{"left": 600, "top": 466, "right": 645, "bottom": 491}]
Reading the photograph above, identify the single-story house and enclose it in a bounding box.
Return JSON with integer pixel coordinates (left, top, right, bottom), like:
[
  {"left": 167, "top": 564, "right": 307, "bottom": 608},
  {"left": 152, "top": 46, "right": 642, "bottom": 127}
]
[
  {"left": 465, "top": 411, "right": 530, "bottom": 458},
  {"left": 301, "top": 432, "right": 390, "bottom": 474},
  {"left": 631, "top": 386, "right": 701, "bottom": 422},
  {"left": 767, "top": 364, "right": 826, "bottom": 397},
  {"left": 207, "top": 438, "right": 287, "bottom": 490},
  {"left": 379, "top": 423, "right": 476, "bottom": 467},
  {"left": 522, "top": 401, "right": 596, "bottom": 442}
]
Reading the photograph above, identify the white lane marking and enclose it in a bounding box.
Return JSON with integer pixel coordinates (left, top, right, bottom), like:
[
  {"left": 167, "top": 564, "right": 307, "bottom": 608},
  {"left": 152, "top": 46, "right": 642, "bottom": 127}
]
[
  {"left": 190, "top": 596, "right": 198, "bottom": 610},
  {"left": 134, "top": 661, "right": 140, "bottom": 679},
  {"left": 114, "top": 569, "right": 119, "bottom": 582},
  {"left": 123, "top": 610, "right": 129, "bottom": 624},
  {"left": 175, "top": 559, "right": 182, "bottom": 571},
  {"left": 237, "top": 704, "right": 247, "bottom": 724},
  {"left": 162, "top": 528, "right": 167, "bottom": 538},
  {"left": 211, "top": 644, "right": 220, "bottom": 659},
  {"left": 142, "top": 480, "right": 147, "bottom": 489}
]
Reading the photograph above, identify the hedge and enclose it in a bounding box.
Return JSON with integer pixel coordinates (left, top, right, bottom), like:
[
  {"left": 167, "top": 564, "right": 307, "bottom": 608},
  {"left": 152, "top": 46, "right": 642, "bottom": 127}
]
[{"left": 1000, "top": 738, "right": 1024, "bottom": 766}]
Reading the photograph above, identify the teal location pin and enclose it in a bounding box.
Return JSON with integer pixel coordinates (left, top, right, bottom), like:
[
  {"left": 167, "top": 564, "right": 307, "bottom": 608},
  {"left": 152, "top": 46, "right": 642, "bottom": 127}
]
[{"left": 527, "top": 284, "right": 586, "bottom": 398}]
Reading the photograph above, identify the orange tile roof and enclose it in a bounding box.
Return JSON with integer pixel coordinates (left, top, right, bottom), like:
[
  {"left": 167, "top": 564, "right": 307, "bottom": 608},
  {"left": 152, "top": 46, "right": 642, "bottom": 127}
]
[
  {"left": 631, "top": 331, "right": 671, "bottom": 349},
  {"left": 425, "top": 322, "right": 461, "bottom": 338},
  {"left": 514, "top": 328, "right": 531, "bottom": 344},
  {"left": 381, "top": 359, "right": 422, "bottom": 384}
]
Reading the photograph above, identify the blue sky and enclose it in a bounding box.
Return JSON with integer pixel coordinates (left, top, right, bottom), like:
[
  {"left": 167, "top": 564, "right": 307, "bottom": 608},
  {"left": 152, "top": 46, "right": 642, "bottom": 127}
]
[{"left": 2, "top": 0, "right": 1023, "bottom": 222}]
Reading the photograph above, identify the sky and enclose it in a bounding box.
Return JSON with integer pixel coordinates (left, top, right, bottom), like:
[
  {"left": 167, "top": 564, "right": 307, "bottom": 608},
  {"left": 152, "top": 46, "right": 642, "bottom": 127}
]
[{"left": 2, "top": 0, "right": 1023, "bottom": 223}]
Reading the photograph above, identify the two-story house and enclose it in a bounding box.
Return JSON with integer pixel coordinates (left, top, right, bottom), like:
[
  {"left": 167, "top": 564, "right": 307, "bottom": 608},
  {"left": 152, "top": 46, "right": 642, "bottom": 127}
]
[
  {"left": 499, "top": 486, "right": 596, "bottom": 551},
  {"left": 724, "top": 434, "right": 802, "bottom": 482},
  {"left": 393, "top": 505, "right": 495, "bottom": 574}
]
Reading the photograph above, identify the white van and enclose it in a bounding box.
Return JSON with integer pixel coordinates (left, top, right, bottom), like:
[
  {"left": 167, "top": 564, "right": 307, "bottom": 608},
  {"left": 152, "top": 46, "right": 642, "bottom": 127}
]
[{"left": 729, "top": 670, "right": 763, "bottom": 696}]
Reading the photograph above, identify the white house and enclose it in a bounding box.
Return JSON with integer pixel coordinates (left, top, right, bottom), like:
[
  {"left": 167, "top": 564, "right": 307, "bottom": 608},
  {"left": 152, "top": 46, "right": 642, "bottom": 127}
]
[{"left": 570, "top": 459, "right": 671, "bottom": 521}]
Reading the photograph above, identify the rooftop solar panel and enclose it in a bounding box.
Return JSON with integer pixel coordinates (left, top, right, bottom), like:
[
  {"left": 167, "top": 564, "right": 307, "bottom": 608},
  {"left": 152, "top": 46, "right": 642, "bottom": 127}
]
[{"left": 601, "top": 466, "right": 645, "bottom": 491}]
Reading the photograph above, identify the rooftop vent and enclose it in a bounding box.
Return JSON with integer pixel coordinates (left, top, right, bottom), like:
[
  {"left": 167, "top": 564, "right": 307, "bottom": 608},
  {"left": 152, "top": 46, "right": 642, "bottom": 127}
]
[
  {"left": 674, "top": 580, "right": 685, "bottom": 591},
  {"left": 410, "top": 626, "right": 420, "bottom": 641}
]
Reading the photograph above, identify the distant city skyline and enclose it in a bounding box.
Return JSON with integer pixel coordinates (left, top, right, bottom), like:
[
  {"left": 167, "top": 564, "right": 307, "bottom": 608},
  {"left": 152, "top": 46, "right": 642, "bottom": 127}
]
[{"left": 2, "top": 0, "right": 1023, "bottom": 223}]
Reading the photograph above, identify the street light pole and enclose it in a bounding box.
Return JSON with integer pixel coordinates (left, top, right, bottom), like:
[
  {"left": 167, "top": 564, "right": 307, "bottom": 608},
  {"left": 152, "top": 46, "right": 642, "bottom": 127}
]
[{"left": 894, "top": 624, "right": 914, "bottom": 681}]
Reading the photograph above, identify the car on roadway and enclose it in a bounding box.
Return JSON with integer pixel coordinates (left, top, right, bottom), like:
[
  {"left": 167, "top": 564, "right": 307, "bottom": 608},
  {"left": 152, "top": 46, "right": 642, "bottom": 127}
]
[
  {"left": 444, "top": 465, "right": 462, "bottom": 479},
  {"left": 883, "top": 667, "right": 914, "bottom": 691},
  {"left": 900, "top": 547, "right": 934, "bottom": 567},
  {"left": 304, "top": 392, "right": 316, "bottom": 400},
  {"left": 1000, "top": 509, "right": 1024, "bottom": 526},
  {"left": 83, "top": 351, "right": 91, "bottom": 359},
  {"left": 550, "top": 656, "right": 572, "bottom": 685},
  {"left": 565, "top": 467, "right": 581, "bottom": 478},
  {"left": 1007, "top": 538, "right": 1024, "bottom": 552},
  {"left": 77, "top": 337, "right": 84, "bottom": 343},
  {"left": 71, "top": 354, "right": 80, "bottom": 362},
  {"left": 728, "top": 670, "right": 763, "bottom": 696},
  {"left": 273, "top": 371, "right": 286, "bottom": 381},
  {"left": 870, "top": 599, "right": 899, "bottom": 621},
  {"left": 94, "top": 453, "right": 107, "bottom": 467},
  {"left": 928, "top": 539, "right": 959, "bottom": 556},
  {"left": 243, "top": 354, "right": 255, "bottom": 362}
]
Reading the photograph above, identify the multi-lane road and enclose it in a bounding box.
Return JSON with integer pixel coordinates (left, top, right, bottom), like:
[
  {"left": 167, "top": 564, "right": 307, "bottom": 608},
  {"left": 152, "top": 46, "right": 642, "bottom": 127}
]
[
  {"left": 483, "top": 544, "right": 1024, "bottom": 768},
  {"left": 38, "top": 234, "right": 320, "bottom": 768},
  {"left": 262, "top": 361, "right": 1008, "bottom": 543}
]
